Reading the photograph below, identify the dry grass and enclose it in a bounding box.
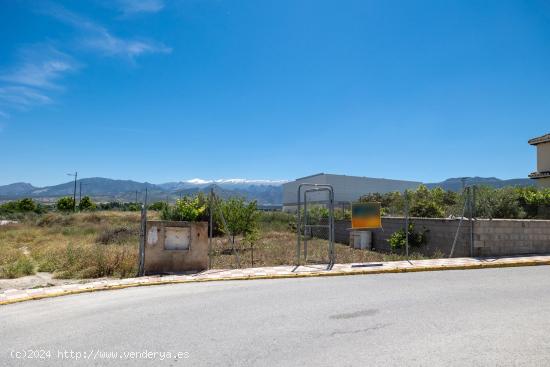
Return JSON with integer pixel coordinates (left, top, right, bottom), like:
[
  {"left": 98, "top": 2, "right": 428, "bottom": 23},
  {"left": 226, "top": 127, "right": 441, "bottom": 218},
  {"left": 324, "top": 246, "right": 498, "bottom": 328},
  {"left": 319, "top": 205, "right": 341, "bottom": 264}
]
[
  {"left": 210, "top": 231, "right": 428, "bottom": 269},
  {"left": 1, "top": 210, "right": 427, "bottom": 279},
  {"left": 0, "top": 211, "right": 149, "bottom": 279}
]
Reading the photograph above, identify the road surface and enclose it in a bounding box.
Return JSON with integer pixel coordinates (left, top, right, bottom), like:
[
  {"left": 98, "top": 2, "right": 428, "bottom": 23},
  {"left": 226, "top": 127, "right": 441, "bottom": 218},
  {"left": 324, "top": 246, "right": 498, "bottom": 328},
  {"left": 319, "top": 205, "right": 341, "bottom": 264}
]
[{"left": 2, "top": 266, "right": 550, "bottom": 366}]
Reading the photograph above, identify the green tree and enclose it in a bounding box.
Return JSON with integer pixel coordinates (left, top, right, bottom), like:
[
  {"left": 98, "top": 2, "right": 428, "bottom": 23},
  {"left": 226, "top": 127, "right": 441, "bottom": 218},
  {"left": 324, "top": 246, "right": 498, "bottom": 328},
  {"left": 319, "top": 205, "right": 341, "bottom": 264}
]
[
  {"left": 161, "top": 196, "right": 207, "bottom": 221},
  {"left": 408, "top": 185, "right": 445, "bottom": 218},
  {"left": 218, "top": 197, "right": 259, "bottom": 244},
  {"left": 475, "top": 186, "right": 525, "bottom": 219},
  {"left": 16, "top": 198, "right": 37, "bottom": 212},
  {"left": 78, "top": 196, "right": 96, "bottom": 211},
  {"left": 56, "top": 196, "right": 75, "bottom": 212}
]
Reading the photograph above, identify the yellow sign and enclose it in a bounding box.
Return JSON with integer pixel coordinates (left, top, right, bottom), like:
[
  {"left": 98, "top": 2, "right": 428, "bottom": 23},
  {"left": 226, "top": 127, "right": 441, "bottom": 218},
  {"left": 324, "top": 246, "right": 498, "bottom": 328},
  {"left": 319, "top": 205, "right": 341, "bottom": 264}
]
[{"left": 351, "top": 202, "right": 381, "bottom": 229}]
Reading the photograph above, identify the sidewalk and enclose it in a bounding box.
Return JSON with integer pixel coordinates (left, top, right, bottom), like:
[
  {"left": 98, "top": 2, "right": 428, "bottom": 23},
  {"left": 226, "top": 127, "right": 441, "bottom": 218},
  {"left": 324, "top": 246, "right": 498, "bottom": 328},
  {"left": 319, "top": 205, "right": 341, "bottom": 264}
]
[{"left": 2, "top": 254, "right": 550, "bottom": 306}]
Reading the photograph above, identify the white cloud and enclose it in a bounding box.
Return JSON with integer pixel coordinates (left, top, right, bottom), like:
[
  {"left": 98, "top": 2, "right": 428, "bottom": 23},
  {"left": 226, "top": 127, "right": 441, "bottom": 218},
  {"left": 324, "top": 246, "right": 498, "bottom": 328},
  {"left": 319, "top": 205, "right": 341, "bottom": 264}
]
[
  {"left": 0, "top": 44, "right": 78, "bottom": 110},
  {"left": 0, "top": 86, "right": 52, "bottom": 108},
  {"left": 0, "top": 45, "right": 79, "bottom": 89},
  {"left": 83, "top": 32, "right": 172, "bottom": 58},
  {"left": 116, "top": 0, "right": 165, "bottom": 15},
  {"left": 41, "top": 3, "right": 171, "bottom": 60}
]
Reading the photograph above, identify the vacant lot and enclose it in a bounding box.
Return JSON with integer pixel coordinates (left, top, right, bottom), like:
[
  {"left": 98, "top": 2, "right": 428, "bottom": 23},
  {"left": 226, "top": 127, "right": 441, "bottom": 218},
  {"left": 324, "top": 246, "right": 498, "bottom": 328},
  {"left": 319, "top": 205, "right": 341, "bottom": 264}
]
[
  {"left": 0, "top": 211, "right": 423, "bottom": 281},
  {"left": 0, "top": 211, "right": 143, "bottom": 280}
]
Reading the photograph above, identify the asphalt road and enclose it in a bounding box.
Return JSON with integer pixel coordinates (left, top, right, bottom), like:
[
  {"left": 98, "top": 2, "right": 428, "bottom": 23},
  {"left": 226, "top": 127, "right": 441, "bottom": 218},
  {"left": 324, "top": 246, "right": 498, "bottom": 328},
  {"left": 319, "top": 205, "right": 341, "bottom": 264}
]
[{"left": 2, "top": 266, "right": 550, "bottom": 366}]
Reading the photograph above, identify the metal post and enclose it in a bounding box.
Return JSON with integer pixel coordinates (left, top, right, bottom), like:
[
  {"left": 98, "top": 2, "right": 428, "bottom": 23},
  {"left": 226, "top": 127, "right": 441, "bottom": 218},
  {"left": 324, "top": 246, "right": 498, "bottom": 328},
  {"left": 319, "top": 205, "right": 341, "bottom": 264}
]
[
  {"left": 468, "top": 187, "right": 474, "bottom": 257},
  {"left": 138, "top": 187, "right": 148, "bottom": 276},
  {"left": 329, "top": 189, "right": 335, "bottom": 265},
  {"left": 404, "top": 191, "right": 409, "bottom": 258},
  {"left": 296, "top": 187, "right": 301, "bottom": 266},
  {"left": 72, "top": 172, "right": 77, "bottom": 212},
  {"left": 303, "top": 191, "right": 308, "bottom": 262},
  {"left": 208, "top": 188, "right": 213, "bottom": 269}
]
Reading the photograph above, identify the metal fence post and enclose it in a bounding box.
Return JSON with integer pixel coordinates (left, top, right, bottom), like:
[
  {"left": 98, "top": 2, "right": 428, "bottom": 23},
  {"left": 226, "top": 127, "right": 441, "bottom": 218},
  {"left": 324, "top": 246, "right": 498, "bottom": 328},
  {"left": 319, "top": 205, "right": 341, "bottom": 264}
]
[
  {"left": 137, "top": 188, "right": 148, "bottom": 277},
  {"left": 469, "top": 186, "right": 475, "bottom": 257},
  {"left": 208, "top": 188, "right": 213, "bottom": 269},
  {"left": 296, "top": 186, "right": 301, "bottom": 266},
  {"left": 404, "top": 191, "right": 409, "bottom": 258}
]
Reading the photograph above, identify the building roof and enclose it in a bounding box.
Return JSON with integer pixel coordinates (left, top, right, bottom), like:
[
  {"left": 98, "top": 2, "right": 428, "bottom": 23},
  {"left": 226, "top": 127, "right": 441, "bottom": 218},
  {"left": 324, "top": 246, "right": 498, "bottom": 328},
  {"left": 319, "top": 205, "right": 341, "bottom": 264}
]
[
  {"left": 294, "top": 173, "right": 325, "bottom": 180},
  {"left": 528, "top": 134, "right": 550, "bottom": 146},
  {"left": 529, "top": 171, "right": 550, "bottom": 179}
]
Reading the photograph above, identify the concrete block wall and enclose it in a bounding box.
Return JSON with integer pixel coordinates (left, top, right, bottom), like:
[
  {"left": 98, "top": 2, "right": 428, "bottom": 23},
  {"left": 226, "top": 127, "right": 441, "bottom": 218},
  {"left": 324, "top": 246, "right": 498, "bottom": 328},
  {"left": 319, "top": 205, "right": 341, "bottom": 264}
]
[
  {"left": 332, "top": 217, "right": 550, "bottom": 257},
  {"left": 475, "top": 219, "right": 550, "bottom": 256},
  {"left": 334, "top": 218, "right": 471, "bottom": 257}
]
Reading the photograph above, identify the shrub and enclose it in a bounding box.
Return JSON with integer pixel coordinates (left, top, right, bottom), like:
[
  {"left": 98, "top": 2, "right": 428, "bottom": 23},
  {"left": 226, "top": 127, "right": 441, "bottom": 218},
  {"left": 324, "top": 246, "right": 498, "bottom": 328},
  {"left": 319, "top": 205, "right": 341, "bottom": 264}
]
[
  {"left": 388, "top": 223, "right": 428, "bottom": 251},
  {"left": 96, "top": 226, "right": 137, "bottom": 245},
  {"left": 476, "top": 187, "right": 526, "bottom": 219},
  {"left": 35, "top": 213, "right": 75, "bottom": 227},
  {"left": 36, "top": 243, "right": 137, "bottom": 279},
  {"left": 0, "top": 249, "right": 35, "bottom": 278},
  {"left": 0, "top": 198, "right": 45, "bottom": 216},
  {"left": 149, "top": 201, "right": 168, "bottom": 211},
  {"left": 78, "top": 196, "right": 96, "bottom": 211},
  {"left": 56, "top": 196, "right": 75, "bottom": 212},
  {"left": 16, "top": 198, "right": 37, "bottom": 212},
  {"left": 258, "top": 211, "right": 295, "bottom": 232},
  {"left": 409, "top": 200, "right": 445, "bottom": 218},
  {"left": 161, "top": 196, "right": 206, "bottom": 222},
  {"left": 125, "top": 203, "right": 142, "bottom": 212}
]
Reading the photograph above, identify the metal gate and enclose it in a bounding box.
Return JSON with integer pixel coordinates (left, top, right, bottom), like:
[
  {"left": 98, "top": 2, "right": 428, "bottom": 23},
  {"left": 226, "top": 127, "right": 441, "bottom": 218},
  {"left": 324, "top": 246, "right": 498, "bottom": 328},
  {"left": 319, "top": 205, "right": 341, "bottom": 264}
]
[{"left": 296, "top": 183, "right": 335, "bottom": 269}]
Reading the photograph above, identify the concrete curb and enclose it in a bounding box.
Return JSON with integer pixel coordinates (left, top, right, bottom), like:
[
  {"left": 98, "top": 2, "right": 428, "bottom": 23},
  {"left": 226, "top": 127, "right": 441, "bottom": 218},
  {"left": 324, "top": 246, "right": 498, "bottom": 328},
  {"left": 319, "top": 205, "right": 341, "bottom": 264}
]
[{"left": 2, "top": 258, "right": 550, "bottom": 306}]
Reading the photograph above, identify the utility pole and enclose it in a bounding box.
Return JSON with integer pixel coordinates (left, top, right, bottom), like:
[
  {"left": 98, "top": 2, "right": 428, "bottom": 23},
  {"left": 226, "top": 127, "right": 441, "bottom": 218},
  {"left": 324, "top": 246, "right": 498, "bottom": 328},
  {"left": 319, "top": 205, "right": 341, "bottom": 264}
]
[
  {"left": 460, "top": 177, "right": 470, "bottom": 191},
  {"left": 67, "top": 172, "right": 78, "bottom": 212}
]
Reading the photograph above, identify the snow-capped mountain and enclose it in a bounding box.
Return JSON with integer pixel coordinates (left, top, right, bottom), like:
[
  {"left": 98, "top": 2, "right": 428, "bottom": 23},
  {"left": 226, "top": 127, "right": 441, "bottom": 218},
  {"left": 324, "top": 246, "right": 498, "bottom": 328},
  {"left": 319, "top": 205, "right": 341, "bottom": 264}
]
[
  {"left": 158, "top": 178, "right": 288, "bottom": 191},
  {"left": 0, "top": 178, "right": 287, "bottom": 205}
]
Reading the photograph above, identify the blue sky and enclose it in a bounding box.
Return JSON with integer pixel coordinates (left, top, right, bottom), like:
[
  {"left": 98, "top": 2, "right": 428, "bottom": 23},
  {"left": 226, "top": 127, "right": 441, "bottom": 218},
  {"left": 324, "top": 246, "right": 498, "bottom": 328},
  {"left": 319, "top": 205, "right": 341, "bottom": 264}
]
[{"left": 1, "top": 0, "right": 549, "bottom": 186}]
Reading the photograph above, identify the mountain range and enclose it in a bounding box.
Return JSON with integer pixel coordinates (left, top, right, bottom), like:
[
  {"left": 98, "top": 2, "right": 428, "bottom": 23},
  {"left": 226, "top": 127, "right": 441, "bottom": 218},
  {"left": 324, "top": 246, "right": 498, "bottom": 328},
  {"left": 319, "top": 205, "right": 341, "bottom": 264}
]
[
  {"left": 0, "top": 178, "right": 287, "bottom": 205},
  {"left": 0, "top": 176, "right": 535, "bottom": 205}
]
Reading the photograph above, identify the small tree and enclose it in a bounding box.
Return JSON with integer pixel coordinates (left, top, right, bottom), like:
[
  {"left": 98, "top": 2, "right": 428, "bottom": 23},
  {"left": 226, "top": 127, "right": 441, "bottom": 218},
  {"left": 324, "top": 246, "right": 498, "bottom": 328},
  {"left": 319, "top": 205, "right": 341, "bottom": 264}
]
[
  {"left": 78, "top": 196, "right": 96, "bottom": 211},
  {"left": 16, "top": 198, "right": 37, "bottom": 212},
  {"left": 218, "top": 197, "right": 259, "bottom": 245},
  {"left": 161, "top": 196, "right": 206, "bottom": 221},
  {"left": 56, "top": 196, "right": 75, "bottom": 212}
]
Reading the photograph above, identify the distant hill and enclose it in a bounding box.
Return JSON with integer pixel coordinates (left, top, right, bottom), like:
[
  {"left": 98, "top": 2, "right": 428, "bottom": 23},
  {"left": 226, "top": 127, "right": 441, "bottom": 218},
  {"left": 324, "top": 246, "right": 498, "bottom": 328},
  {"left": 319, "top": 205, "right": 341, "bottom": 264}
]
[
  {"left": 0, "top": 177, "right": 285, "bottom": 205},
  {"left": 0, "top": 176, "right": 537, "bottom": 204},
  {"left": 426, "top": 177, "right": 534, "bottom": 191},
  {"left": 0, "top": 182, "right": 37, "bottom": 196}
]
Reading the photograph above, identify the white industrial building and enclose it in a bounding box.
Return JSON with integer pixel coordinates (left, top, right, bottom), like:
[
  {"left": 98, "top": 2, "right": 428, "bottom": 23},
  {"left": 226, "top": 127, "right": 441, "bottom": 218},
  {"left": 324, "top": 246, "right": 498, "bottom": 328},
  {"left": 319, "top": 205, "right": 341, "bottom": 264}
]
[{"left": 282, "top": 173, "right": 421, "bottom": 211}]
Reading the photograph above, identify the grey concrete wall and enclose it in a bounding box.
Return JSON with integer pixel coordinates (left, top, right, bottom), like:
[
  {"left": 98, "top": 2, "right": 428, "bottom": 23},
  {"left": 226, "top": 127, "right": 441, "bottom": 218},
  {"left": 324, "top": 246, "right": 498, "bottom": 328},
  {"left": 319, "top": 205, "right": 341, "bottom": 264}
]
[
  {"left": 332, "top": 217, "right": 550, "bottom": 257},
  {"left": 475, "top": 219, "right": 550, "bottom": 256}
]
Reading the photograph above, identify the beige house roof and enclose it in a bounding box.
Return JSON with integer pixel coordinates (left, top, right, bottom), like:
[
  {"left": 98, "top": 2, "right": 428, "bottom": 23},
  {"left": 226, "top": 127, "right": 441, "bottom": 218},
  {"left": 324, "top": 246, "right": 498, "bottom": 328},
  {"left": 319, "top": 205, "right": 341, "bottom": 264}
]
[{"left": 528, "top": 133, "right": 550, "bottom": 146}]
